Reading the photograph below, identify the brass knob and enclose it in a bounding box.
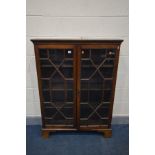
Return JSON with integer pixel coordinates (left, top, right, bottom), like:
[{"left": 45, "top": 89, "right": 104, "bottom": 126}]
[{"left": 81, "top": 50, "right": 84, "bottom": 54}]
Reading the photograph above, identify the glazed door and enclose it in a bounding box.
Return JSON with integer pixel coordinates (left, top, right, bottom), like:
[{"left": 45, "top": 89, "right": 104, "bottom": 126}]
[
  {"left": 36, "top": 45, "right": 77, "bottom": 128},
  {"left": 78, "top": 45, "right": 117, "bottom": 128}
]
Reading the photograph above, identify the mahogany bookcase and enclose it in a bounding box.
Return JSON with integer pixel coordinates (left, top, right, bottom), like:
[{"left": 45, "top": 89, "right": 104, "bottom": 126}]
[{"left": 31, "top": 40, "right": 123, "bottom": 138}]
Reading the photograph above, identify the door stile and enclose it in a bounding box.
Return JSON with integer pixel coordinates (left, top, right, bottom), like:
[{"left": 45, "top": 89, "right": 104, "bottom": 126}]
[
  {"left": 107, "top": 45, "right": 121, "bottom": 127},
  {"left": 76, "top": 46, "right": 81, "bottom": 129},
  {"left": 34, "top": 45, "right": 46, "bottom": 128},
  {"left": 73, "top": 46, "right": 78, "bottom": 128}
]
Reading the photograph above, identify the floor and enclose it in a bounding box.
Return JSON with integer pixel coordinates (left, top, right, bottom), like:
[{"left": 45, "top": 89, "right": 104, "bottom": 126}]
[{"left": 26, "top": 125, "right": 129, "bottom": 155}]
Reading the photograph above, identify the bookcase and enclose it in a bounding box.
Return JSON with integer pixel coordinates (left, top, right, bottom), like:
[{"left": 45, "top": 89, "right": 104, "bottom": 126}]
[{"left": 32, "top": 40, "right": 123, "bottom": 138}]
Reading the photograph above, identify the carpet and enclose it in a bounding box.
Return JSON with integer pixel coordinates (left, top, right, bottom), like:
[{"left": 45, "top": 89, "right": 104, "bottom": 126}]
[{"left": 26, "top": 125, "right": 129, "bottom": 155}]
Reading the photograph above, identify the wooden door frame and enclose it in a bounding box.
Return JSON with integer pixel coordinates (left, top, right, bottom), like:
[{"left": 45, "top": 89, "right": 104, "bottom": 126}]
[
  {"left": 76, "top": 44, "right": 121, "bottom": 130},
  {"left": 34, "top": 44, "right": 78, "bottom": 129},
  {"left": 76, "top": 46, "right": 81, "bottom": 129}
]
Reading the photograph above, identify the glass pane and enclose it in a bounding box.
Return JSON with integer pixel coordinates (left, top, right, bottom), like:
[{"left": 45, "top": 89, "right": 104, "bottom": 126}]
[
  {"left": 103, "top": 90, "right": 112, "bottom": 102},
  {"left": 41, "top": 67, "right": 55, "bottom": 78},
  {"left": 67, "top": 80, "right": 73, "bottom": 90},
  {"left": 40, "top": 59, "right": 52, "bottom": 66},
  {"left": 104, "top": 59, "right": 115, "bottom": 66},
  {"left": 80, "top": 90, "right": 88, "bottom": 102},
  {"left": 49, "top": 49, "right": 64, "bottom": 65},
  {"left": 60, "top": 106, "right": 73, "bottom": 118},
  {"left": 97, "top": 104, "right": 109, "bottom": 117},
  {"left": 81, "top": 66, "right": 95, "bottom": 79},
  {"left": 51, "top": 90, "right": 65, "bottom": 103},
  {"left": 39, "top": 49, "right": 48, "bottom": 58},
  {"left": 42, "top": 90, "right": 50, "bottom": 102},
  {"left": 89, "top": 90, "right": 102, "bottom": 105},
  {"left": 91, "top": 49, "right": 106, "bottom": 65},
  {"left": 81, "top": 80, "right": 88, "bottom": 90},
  {"left": 39, "top": 48, "right": 74, "bottom": 125},
  {"left": 59, "top": 67, "right": 73, "bottom": 78},
  {"left": 99, "top": 67, "right": 114, "bottom": 78},
  {"left": 67, "top": 90, "right": 73, "bottom": 102},
  {"left": 80, "top": 104, "right": 92, "bottom": 118},
  {"left": 104, "top": 80, "right": 112, "bottom": 90},
  {"left": 44, "top": 106, "right": 57, "bottom": 117},
  {"left": 89, "top": 72, "right": 103, "bottom": 90},
  {"left": 42, "top": 80, "right": 50, "bottom": 89}
]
